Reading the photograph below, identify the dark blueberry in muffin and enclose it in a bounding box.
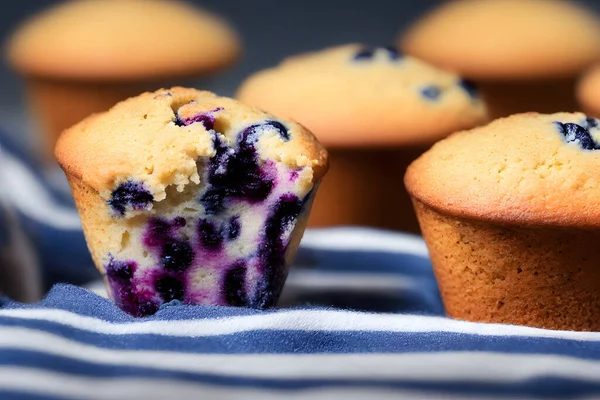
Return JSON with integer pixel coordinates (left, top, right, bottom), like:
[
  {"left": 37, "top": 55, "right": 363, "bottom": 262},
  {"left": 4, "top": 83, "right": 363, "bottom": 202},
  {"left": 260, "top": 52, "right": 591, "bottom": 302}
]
[
  {"left": 105, "top": 257, "right": 136, "bottom": 284},
  {"left": 421, "top": 85, "right": 441, "bottom": 100},
  {"left": 383, "top": 45, "right": 402, "bottom": 60},
  {"left": 352, "top": 48, "right": 374, "bottom": 61},
  {"left": 197, "top": 219, "right": 223, "bottom": 251},
  {"left": 555, "top": 121, "right": 599, "bottom": 150},
  {"left": 161, "top": 240, "right": 194, "bottom": 271},
  {"left": 223, "top": 261, "right": 247, "bottom": 306},
  {"left": 155, "top": 276, "right": 185, "bottom": 302},
  {"left": 228, "top": 216, "right": 241, "bottom": 240},
  {"left": 458, "top": 79, "right": 478, "bottom": 99},
  {"left": 175, "top": 107, "right": 223, "bottom": 130},
  {"left": 108, "top": 181, "right": 153, "bottom": 216}
]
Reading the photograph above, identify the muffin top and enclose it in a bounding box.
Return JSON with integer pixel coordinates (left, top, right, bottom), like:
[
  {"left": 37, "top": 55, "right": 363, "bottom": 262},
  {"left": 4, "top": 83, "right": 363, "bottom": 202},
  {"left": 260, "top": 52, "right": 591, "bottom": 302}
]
[
  {"left": 399, "top": 0, "right": 600, "bottom": 80},
  {"left": 405, "top": 112, "right": 600, "bottom": 228},
  {"left": 236, "top": 44, "right": 487, "bottom": 148},
  {"left": 55, "top": 87, "right": 328, "bottom": 203},
  {"left": 7, "top": 0, "right": 240, "bottom": 80},
  {"left": 577, "top": 64, "right": 600, "bottom": 117}
]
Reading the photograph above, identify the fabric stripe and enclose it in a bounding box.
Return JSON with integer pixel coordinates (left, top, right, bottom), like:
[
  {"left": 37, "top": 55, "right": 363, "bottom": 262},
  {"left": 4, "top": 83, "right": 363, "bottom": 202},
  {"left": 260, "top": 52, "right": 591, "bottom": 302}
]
[{"left": 2, "top": 304, "right": 600, "bottom": 342}]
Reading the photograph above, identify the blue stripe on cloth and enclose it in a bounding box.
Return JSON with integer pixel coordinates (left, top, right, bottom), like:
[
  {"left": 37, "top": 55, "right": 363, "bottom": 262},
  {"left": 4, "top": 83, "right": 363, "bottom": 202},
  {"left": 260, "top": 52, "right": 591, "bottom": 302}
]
[
  {"left": 295, "top": 247, "right": 434, "bottom": 276},
  {"left": 0, "top": 318, "right": 599, "bottom": 357},
  {"left": 0, "top": 351, "right": 599, "bottom": 399}
]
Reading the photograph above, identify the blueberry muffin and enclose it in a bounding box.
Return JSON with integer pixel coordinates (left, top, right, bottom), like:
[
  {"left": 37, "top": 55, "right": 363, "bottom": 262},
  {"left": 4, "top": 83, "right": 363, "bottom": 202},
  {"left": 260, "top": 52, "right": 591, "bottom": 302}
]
[
  {"left": 55, "top": 87, "right": 328, "bottom": 317},
  {"left": 7, "top": 0, "right": 240, "bottom": 164},
  {"left": 399, "top": 0, "right": 600, "bottom": 119},
  {"left": 237, "top": 44, "right": 486, "bottom": 232},
  {"left": 577, "top": 64, "right": 600, "bottom": 118},
  {"left": 405, "top": 112, "right": 600, "bottom": 331}
]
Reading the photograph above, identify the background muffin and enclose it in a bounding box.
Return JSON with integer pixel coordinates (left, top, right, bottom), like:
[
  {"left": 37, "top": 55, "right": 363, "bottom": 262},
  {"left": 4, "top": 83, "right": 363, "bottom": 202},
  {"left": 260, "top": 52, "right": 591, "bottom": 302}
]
[
  {"left": 6, "top": 0, "right": 240, "bottom": 164},
  {"left": 55, "top": 87, "right": 328, "bottom": 316},
  {"left": 237, "top": 44, "right": 486, "bottom": 232},
  {"left": 577, "top": 64, "right": 600, "bottom": 117},
  {"left": 399, "top": 0, "right": 600, "bottom": 119},
  {"left": 405, "top": 112, "right": 600, "bottom": 331}
]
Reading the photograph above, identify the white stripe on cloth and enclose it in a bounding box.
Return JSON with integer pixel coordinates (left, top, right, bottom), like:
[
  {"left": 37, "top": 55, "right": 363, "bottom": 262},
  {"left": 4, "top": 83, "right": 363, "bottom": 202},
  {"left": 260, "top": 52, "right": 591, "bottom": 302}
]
[
  {"left": 0, "top": 327, "right": 600, "bottom": 382},
  {"left": 0, "top": 150, "right": 81, "bottom": 230},
  {"left": 1, "top": 308, "right": 600, "bottom": 341},
  {"left": 300, "top": 228, "right": 429, "bottom": 256},
  {"left": 0, "top": 367, "right": 559, "bottom": 400}
]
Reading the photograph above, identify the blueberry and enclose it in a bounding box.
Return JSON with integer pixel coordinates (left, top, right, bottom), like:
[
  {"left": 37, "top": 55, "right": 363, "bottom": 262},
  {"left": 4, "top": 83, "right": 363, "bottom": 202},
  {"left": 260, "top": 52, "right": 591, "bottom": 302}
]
[
  {"left": 143, "top": 218, "right": 173, "bottom": 247},
  {"left": 223, "top": 261, "right": 247, "bottom": 306},
  {"left": 586, "top": 117, "right": 598, "bottom": 129},
  {"left": 353, "top": 48, "right": 374, "bottom": 61},
  {"left": 136, "top": 301, "right": 160, "bottom": 317},
  {"left": 197, "top": 219, "right": 223, "bottom": 250},
  {"left": 108, "top": 181, "right": 153, "bottom": 216},
  {"left": 240, "top": 120, "right": 290, "bottom": 142},
  {"left": 174, "top": 107, "right": 223, "bottom": 130},
  {"left": 200, "top": 124, "right": 276, "bottom": 214},
  {"left": 421, "top": 85, "right": 441, "bottom": 100},
  {"left": 383, "top": 45, "right": 402, "bottom": 60},
  {"left": 458, "top": 79, "right": 478, "bottom": 99},
  {"left": 228, "top": 216, "right": 241, "bottom": 241},
  {"left": 155, "top": 276, "right": 185, "bottom": 302},
  {"left": 105, "top": 257, "right": 136, "bottom": 284},
  {"left": 252, "top": 194, "right": 303, "bottom": 308},
  {"left": 555, "top": 121, "right": 599, "bottom": 150},
  {"left": 173, "top": 217, "right": 187, "bottom": 228},
  {"left": 201, "top": 188, "right": 227, "bottom": 215},
  {"left": 161, "top": 240, "right": 194, "bottom": 271}
]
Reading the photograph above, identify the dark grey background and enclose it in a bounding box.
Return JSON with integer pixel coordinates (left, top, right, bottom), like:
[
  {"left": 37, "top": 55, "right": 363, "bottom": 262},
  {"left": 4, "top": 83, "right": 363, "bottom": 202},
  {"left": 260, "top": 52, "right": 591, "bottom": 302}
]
[{"left": 1, "top": 0, "right": 600, "bottom": 141}]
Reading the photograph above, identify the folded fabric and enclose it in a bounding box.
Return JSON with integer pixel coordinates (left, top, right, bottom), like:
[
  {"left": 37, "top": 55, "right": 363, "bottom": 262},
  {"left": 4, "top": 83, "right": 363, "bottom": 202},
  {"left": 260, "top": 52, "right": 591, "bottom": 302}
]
[
  {"left": 0, "top": 128, "right": 97, "bottom": 291},
  {"left": 0, "top": 229, "right": 599, "bottom": 400}
]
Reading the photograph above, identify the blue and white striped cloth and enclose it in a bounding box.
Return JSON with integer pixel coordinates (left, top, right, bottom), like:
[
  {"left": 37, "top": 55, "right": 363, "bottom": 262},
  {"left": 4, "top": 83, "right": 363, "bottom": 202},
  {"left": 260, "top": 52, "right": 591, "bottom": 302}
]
[{"left": 2, "top": 127, "right": 600, "bottom": 400}]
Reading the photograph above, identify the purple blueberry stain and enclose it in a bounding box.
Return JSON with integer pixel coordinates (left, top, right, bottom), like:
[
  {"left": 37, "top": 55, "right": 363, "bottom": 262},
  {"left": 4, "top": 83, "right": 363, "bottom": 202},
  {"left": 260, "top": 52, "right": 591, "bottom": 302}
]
[
  {"left": 108, "top": 181, "right": 153, "bottom": 216},
  {"left": 143, "top": 217, "right": 176, "bottom": 248},
  {"left": 554, "top": 120, "right": 600, "bottom": 150},
  {"left": 200, "top": 123, "right": 284, "bottom": 215},
  {"left": 197, "top": 218, "right": 224, "bottom": 251},
  {"left": 228, "top": 216, "right": 241, "bottom": 241},
  {"left": 223, "top": 260, "right": 248, "bottom": 306},
  {"left": 252, "top": 193, "right": 303, "bottom": 308},
  {"left": 104, "top": 255, "right": 160, "bottom": 317},
  {"left": 155, "top": 275, "right": 185, "bottom": 302},
  {"left": 174, "top": 107, "right": 224, "bottom": 130},
  {"left": 421, "top": 85, "right": 441, "bottom": 101},
  {"left": 161, "top": 240, "right": 194, "bottom": 271}
]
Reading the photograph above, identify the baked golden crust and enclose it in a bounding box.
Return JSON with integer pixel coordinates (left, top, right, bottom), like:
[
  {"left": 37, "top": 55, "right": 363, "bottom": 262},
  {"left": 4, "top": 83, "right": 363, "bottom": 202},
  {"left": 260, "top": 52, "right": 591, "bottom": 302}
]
[
  {"left": 236, "top": 44, "right": 487, "bottom": 148},
  {"left": 55, "top": 87, "right": 328, "bottom": 202},
  {"left": 400, "top": 0, "right": 600, "bottom": 80},
  {"left": 405, "top": 112, "right": 600, "bottom": 228},
  {"left": 7, "top": 0, "right": 240, "bottom": 80}
]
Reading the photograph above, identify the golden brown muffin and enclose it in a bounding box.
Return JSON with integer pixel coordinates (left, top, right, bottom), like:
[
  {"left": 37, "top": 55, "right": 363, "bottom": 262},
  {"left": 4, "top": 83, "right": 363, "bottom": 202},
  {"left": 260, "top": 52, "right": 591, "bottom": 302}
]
[
  {"left": 7, "top": 0, "right": 241, "bottom": 163},
  {"left": 55, "top": 87, "right": 328, "bottom": 317},
  {"left": 577, "top": 64, "right": 600, "bottom": 118},
  {"left": 399, "top": 0, "right": 600, "bottom": 119},
  {"left": 237, "top": 44, "right": 487, "bottom": 232},
  {"left": 405, "top": 112, "right": 600, "bottom": 331}
]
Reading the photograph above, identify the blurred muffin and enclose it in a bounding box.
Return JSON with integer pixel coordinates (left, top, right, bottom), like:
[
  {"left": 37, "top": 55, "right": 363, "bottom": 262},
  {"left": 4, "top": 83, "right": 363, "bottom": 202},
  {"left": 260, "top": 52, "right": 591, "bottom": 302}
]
[
  {"left": 577, "top": 64, "right": 600, "bottom": 117},
  {"left": 399, "top": 0, "right": 600, "bottom": 119},
  {"left": 237, "top": 44, "right": 486, "bottom": 232},
  {"left": 7, "top": 0, "right": 240, "bottom": 163},
  {"left": 55, "top": 87, "right": 328, "bottom": 317},
  {"left": 406, "top": 112, "right": 600, "bottom": 331}
]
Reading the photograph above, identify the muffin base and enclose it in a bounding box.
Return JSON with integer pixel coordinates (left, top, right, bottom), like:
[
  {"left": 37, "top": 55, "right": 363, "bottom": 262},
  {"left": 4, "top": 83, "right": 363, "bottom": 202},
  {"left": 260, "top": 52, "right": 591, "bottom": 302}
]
[
  {"left": 67, "top": 174, "right": 317, "bottom": 314},
  {"left": 414, "top": 200, "right": 600, "bottom": 331},
  {"left": 308, "top": 146, "right": 428, "bottom": 233},
  {"left": 479, "top": 76, "right": 578, "bottom": 120}
]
